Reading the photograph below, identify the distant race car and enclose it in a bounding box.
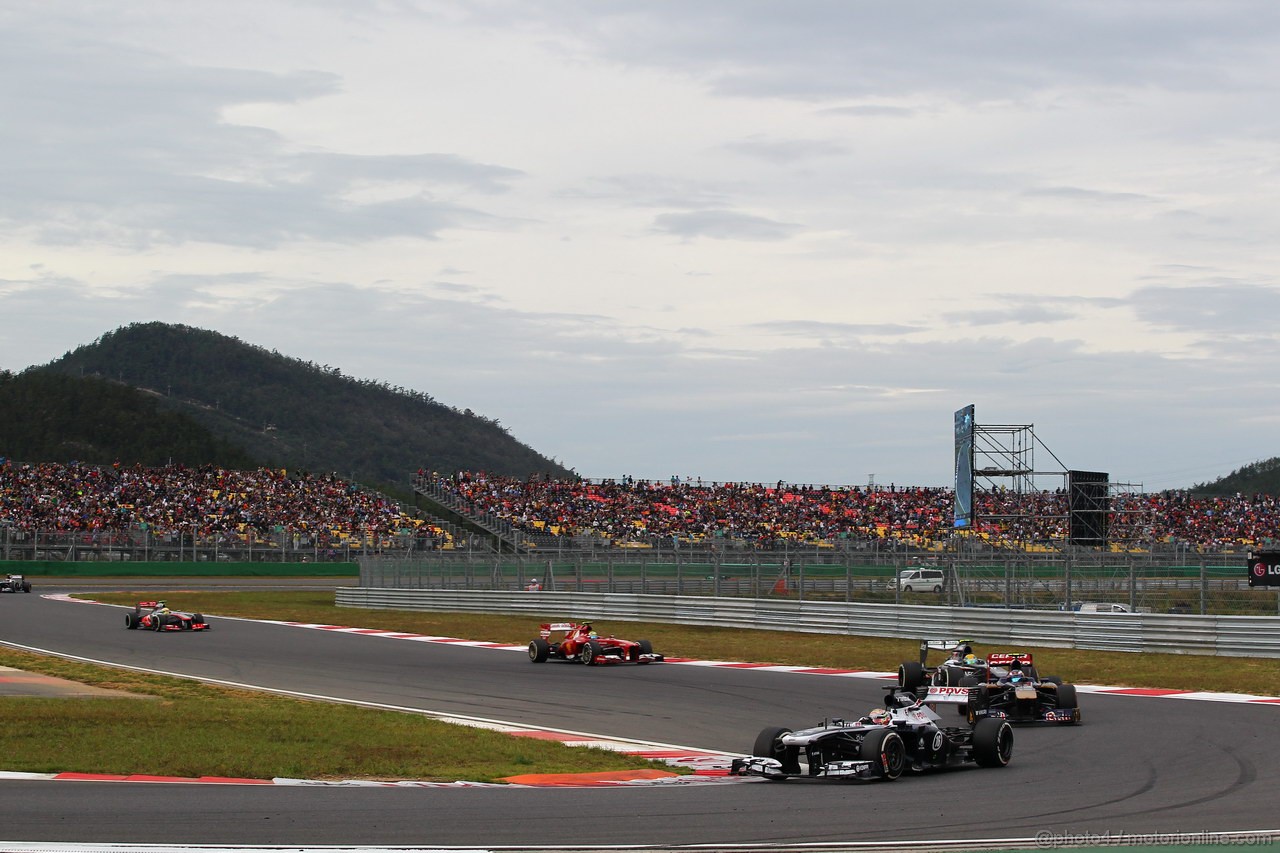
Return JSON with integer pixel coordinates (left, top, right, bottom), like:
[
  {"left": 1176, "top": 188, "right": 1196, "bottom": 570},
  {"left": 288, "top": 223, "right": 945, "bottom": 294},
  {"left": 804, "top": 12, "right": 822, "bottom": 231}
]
[
  {"left": 898, "top": 638, "right": 988, "bottom": 690},
  {"left": 730, "top": 685, "right": 1013, "bottom": 782},
  {"left": 0, "top": 574, "right": 32, "bottom": 593},
  {"left": 527, "top": 621, "right": 663, "bottom": 665},
  {"left": 124, "top": 600, "right": 211, "bottom": 632},
  {"left": 960, "top": 652, "right": 1080, "bottom": 725}
]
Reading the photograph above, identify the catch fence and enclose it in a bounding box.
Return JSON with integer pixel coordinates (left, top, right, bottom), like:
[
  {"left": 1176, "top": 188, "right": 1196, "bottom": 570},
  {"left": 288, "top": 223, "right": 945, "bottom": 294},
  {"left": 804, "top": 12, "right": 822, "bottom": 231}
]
[{"left": 359, "top": 549, "right": 1280, "bottom": 617}]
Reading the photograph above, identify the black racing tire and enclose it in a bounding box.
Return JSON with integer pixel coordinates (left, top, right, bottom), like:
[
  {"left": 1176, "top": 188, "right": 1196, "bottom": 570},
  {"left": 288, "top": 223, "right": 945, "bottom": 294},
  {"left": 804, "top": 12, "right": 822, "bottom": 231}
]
[
  {"left": 898, "top": 661, "right": 926, "bottom": 691},
  {"left": 581, "top": 640, "right": 603, "bottom": 666},
  {"left": 192, "top": 614, "right": 205, "bottom": 628},
  {"left": 22, "top": 581, "right": 31, "bottom": 593},
  {"left": 151, "top": 613, "right": 166, "bottom": 631},
  {"left": 637, "top": 639, "right": 653, "bottom": 656},
  {"left": 528, "top": 638, "right": 551, "bottom": 663},
  {"left": 753, "top": 726, "right": 800, "bottom": 778},
  {"left": 1056, "top": 683, "right": 1078, "bottom": 711},
  {"left": 860, "top": 728, "right": 906, "bottom": 781},
  {"left": 125, "top": 612, "right": 139, "bottom": 630},
  {"left": 972, "top": 717, "right": 1014, "bottom": 767},
  {"left": 932, "top": 666, "right": 955, "bottom": 687}
]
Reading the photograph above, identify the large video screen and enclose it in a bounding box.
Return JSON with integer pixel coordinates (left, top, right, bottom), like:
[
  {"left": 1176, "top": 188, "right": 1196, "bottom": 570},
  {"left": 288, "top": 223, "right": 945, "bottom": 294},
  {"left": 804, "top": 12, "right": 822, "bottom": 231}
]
[{"left": 953, "top": 404, "right": 975, "bottom": 529}]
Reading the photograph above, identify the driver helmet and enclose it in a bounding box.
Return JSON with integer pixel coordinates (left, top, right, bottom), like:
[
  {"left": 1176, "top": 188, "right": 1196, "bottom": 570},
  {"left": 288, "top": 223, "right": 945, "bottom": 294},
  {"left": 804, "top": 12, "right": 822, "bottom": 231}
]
[
  {"left": 963, "top": 653, "right": 978, "bottom": 666},
  {"left": 588, "top": 631, "right": 599, "bottom": 639},
  {"left": 867, "top": 708, "right": 891, "bottom": 726},
  {"left": 1008, "top": 666, "right": 1024, "bottom": 683}
]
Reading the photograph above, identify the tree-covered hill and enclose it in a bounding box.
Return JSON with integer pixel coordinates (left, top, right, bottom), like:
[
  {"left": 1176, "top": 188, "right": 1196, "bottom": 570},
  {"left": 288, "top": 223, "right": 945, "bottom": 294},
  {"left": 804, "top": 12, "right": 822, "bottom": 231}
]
[
  {"left": 0, "top": 369, "right": 258, "bottom": 469},
  {"left": 26, "top": 322, "right": 573, "bottom": 492},
  {"left": 1192, "top": 458, "right": 1280, "bottom": 497}
]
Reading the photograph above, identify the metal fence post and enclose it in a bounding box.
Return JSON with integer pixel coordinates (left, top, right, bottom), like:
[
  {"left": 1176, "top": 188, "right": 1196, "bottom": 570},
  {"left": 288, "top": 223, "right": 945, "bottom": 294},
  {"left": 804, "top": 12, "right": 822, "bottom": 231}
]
[
  {"left": 1200, "top": 557, "right": 1207, "bottom": 616},
  {"left": 1129, "top": 560, "right": 1138, "bottom": 613}
]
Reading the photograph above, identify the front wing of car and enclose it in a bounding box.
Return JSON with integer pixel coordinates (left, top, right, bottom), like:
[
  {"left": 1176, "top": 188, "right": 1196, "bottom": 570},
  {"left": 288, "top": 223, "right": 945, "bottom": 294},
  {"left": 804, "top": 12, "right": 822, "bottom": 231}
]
[{"left": 729, "top": 756, "right": 876, "bottom": 779}]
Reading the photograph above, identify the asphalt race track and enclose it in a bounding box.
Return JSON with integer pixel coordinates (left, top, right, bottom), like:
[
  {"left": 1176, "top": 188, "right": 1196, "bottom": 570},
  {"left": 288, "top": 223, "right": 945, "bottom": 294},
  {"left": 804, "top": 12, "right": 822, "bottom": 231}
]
[{"left": 1, "top": 587, "right": 1278, "bottom": 850}]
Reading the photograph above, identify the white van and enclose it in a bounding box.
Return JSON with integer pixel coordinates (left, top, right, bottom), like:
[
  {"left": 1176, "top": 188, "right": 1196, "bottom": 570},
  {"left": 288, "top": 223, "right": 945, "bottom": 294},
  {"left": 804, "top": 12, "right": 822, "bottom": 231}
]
[
  {"left": 1074, "top": 602, "right": 1131, "bottom": 613},
  {"left": 890, "top": 568, "right": 945, "bottom": 593}
]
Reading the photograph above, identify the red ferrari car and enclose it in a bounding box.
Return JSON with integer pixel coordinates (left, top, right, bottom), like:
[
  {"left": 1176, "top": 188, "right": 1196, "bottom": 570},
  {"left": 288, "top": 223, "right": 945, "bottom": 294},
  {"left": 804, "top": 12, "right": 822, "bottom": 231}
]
[
  {"left": 527, "top": 621, "right": 663, "bottom": 665},
  {"left": 124, "top": 600, "right": 211, "bottom": 632}
]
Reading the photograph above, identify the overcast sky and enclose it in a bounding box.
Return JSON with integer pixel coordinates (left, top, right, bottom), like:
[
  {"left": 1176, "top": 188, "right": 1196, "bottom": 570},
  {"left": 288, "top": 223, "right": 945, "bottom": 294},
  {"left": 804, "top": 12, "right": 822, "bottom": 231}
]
[{"left": 3, "top": 1, "right": 1278, "bottom": 491}]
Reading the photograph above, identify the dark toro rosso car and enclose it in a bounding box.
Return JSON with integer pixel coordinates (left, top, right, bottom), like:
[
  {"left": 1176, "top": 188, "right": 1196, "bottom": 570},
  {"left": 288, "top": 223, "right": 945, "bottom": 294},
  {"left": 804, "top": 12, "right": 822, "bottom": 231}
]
[
  {"left": 730, "top": 686, "right": 1013, "bottom": 782},
  {"left": 527, "top": 622, "right": 663, "bottom": 665},
  {"left": 961, "top": 652, "right": 1080, "bottom": 725},
  {"left": 124, "top": 600, "right": 211, "bottom": 632},
  {"left": 902, "top": 642, "right": 1080, "bottom": 724},
  {"left": 0, "top": 574, "right": 32, "bottom": 593}
]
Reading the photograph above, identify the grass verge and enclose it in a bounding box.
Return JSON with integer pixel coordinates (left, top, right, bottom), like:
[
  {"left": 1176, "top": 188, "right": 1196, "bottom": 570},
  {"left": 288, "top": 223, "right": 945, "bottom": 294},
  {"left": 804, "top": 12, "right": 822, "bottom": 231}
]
[{"left": 0, "top": 642, "right": 679, "bottom": 782}]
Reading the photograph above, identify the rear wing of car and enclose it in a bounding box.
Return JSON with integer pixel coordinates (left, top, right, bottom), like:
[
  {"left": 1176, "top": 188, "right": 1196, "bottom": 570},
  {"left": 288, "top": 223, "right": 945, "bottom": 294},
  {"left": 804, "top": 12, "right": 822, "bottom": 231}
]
[
  {"left": 135, "top": 600, "right": 161, "bottom": 609},
  {"left": 986, "top": 652, "right": 1034, "bottom": 667},
  {"left": 917, "top": 638, "right": 975, "bottom": 665},
  {"left": 539, "top": 622, "right": 583, "bottom": 638}
]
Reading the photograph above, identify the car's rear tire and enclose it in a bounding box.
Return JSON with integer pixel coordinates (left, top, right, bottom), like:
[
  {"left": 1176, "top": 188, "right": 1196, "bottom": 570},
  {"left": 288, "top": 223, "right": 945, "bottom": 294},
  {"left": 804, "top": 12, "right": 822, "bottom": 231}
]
[
  {"left": 22, "top": 581, "right": 31, "bottom": 593},
  {"left": 528, "top": 638, "right": 551, "bottom": 663},
  {"left": 753, "top": 726, "right": 800, "bottom": 778},
  {"left": 898, "top": 661, "right": 925, "bottom": 691},
  {"left": 860, "top": 729, "right": 906, "bottom": 781},
  {"left": 125, "top": 613, "right": 139, "bottom": 630},
  {"left": 972, "top": 717, "right": 1014, "bottom": 767}
]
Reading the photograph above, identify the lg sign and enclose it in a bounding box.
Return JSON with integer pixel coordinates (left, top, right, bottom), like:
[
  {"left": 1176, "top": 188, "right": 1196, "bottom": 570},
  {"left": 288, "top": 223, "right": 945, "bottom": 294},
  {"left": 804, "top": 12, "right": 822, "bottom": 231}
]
[{"left": 1247, "top": 553, "right": 1280, "bottom": 587}]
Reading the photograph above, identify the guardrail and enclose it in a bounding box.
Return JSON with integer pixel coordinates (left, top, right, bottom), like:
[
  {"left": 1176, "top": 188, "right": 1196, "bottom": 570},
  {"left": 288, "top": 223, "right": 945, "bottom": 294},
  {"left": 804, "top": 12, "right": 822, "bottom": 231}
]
[{"left": 334, "top": 587, "right": 1280, "bottom": 659}]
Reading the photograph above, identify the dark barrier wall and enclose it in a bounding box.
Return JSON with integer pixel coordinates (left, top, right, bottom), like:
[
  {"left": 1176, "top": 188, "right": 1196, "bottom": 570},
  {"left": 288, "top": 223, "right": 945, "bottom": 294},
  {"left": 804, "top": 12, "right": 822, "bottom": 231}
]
[{"left": 0, "top": 561, "right": 358, "bottom": 577}]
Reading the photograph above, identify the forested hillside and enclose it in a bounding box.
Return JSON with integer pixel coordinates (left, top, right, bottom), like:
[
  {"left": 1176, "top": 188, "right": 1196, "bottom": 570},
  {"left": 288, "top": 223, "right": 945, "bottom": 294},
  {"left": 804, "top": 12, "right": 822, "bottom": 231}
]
[
  {"left": 21, "top": 322, "right": 572, "bottom": 491},
  {"left": 1193, "top": 458, "right": 1280, "bottom": 497},
  {"left": 0, "top": 370, "right": 257, "bottom": 469}
]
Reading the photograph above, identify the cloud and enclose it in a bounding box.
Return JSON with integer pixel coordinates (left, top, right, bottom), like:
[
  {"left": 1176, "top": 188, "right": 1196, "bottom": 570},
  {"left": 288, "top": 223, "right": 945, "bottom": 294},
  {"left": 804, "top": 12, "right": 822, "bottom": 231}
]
[
  {"left": 721, "top": 137, "right": 850, "bottom": 165},
  {"left": 0, "top": 15, "right": 524, "bottom": 249},
  {"left": 651, "top": 209, "right": 802, "bottom": 241}
]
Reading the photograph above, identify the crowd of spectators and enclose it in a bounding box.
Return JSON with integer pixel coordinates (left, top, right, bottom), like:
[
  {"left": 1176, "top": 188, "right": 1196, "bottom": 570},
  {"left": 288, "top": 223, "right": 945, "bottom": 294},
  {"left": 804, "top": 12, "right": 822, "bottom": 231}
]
[
  {"left": 423, "top": 470, "right": 1280, "bottom": 552},
  {"left": 0, "top": 460, "right": 443, "bottom": 548},
  {"left": 3, "top": 460, "right": 1277, "bottom": 555}
]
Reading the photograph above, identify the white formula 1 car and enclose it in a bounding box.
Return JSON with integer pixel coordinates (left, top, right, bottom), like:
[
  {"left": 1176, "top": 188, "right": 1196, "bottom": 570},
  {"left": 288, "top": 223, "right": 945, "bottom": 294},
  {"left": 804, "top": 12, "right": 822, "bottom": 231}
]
[{"left": 730, "top": 686, "right": 1013, "bottom": 782}]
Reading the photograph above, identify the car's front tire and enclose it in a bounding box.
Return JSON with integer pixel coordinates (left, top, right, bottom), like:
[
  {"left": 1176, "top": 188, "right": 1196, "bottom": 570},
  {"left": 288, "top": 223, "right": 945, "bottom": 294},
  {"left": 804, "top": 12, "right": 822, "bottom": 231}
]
[
  {"left": 581, "top": 640, "right": 603, "bottom": 665},
  {"left": 1055, "top": 684, "right": 1079, "bottom": 723},
  {"left": 753, "top": 726, "right": 800, "bottom": 778},
  {"left": 860, "top": 729, "right": 906, "bottom": 781}
]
